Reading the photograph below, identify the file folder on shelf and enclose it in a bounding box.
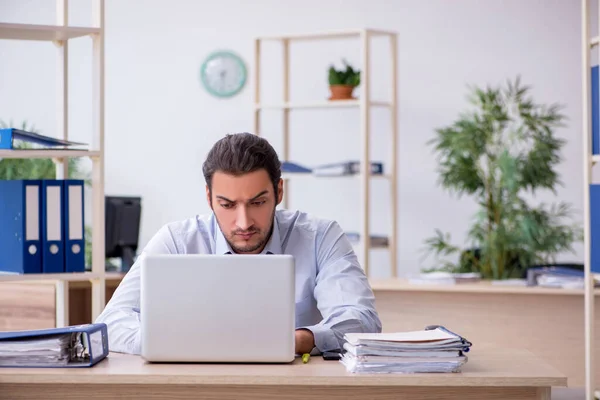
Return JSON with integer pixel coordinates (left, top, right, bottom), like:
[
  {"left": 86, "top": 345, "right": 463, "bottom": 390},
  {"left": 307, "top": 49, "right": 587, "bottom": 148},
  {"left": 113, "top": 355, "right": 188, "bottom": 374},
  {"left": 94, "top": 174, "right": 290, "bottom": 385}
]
[
  {"left": 0, "top": 128, "right": 87, "bottom": 150},
  {"left": 313, "top": 161, "right": 384, "bottom": 176},
  {"left": 63, "top": 180, "right": 85, "bottom": 272},
  {"left": 41, "top": 180, "right": 65, "bottom": 273},
  {"left": 0, "top": 180, "right": 42, "bottom": 274},
  {"left": 590, "top": 184, "right": 600, "bottom": 274},
  {"left": 592, "top": 66, "right": 599, "bottom": 155},
  {"left": 281, "top": 161, "right": 312, "bottom": 173},
  {"left": 0, "top": 323, "right": 109, "bottom": 368}
]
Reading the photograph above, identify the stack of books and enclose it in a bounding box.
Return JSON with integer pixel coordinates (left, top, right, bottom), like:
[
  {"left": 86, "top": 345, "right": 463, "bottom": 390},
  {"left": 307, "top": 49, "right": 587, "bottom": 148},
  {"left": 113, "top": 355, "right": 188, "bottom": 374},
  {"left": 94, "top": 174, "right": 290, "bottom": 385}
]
[{"left": 340, "top": 326, "right": 472, "bottom": 374}]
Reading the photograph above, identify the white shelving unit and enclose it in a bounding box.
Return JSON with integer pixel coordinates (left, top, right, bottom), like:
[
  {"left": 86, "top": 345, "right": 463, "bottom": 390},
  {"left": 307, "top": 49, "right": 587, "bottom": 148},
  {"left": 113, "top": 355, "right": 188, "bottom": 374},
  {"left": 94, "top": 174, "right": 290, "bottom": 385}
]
[
  {"left": 0, "top": 0, "right": 105, "bottom": 328},
  {"left": 253, "top": 28, "right": 398, "bottom": 277}
]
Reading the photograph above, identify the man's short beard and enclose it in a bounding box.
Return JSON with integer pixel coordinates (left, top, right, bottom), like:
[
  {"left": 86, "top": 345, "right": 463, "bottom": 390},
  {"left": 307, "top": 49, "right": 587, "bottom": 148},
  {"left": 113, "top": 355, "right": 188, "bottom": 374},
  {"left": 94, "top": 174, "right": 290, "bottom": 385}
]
[
  {"left": 214, "top": 206, "right": 276, "bottom": 254},
  {"left": 229, "top": 234, "right": 267, "bottom": 253}
]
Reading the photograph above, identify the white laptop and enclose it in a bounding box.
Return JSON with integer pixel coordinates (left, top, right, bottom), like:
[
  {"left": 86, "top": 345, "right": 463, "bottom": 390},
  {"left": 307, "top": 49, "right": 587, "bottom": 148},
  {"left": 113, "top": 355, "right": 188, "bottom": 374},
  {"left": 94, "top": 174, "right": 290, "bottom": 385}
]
[{"left": 140, "top": 253, "right": 296, "bottom": 363}]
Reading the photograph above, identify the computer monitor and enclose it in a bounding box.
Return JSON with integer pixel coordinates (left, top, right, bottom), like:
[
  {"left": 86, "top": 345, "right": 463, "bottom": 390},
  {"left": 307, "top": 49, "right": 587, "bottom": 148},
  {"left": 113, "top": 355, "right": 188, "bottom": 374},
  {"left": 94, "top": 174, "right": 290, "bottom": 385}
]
[{"left": 105, "top": 196, "right": 141, "bottom": 272}]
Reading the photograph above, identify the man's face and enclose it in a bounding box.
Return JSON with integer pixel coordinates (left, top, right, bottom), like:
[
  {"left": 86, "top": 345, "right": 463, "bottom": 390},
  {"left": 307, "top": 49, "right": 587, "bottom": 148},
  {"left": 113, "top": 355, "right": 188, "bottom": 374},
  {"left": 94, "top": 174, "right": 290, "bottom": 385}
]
[{"left": 207, "top": 169, "right": 283, "bottom": 254}]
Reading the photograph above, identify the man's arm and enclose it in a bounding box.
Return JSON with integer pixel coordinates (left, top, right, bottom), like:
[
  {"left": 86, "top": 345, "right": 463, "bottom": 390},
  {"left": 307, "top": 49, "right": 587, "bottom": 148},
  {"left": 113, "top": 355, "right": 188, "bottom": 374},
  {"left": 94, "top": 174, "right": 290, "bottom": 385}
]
[
  {"left": 94, "top": 225, "right": 178, "bottom": 355},
  {"left": 299, "top": 221, "right": 383, "bottom": 353}
]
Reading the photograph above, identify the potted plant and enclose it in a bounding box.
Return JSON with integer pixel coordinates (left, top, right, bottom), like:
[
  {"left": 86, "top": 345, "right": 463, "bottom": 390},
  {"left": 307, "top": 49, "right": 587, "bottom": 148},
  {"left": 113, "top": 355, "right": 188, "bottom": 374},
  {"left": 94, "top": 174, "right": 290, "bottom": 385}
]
[
  {"left": 421, "top": 77, "right": 583, "bottom": 280},
  {"left": 328, "top": 59, "right": 360, "bottom": 100}
]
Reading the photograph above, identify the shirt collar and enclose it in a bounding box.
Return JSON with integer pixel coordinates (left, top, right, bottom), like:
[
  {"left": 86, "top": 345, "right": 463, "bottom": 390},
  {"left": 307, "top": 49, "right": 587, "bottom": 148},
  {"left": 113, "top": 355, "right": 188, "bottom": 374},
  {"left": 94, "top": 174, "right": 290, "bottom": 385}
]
[{"left": 214, "top": 213, "right": 282, "bottom": 255}]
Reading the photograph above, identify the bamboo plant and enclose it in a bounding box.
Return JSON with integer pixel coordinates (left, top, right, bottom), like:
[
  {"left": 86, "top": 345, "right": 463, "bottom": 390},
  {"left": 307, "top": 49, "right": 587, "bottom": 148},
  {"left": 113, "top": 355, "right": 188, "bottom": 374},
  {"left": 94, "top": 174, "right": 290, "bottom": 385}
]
[{"left": 422, "top": 78, "right": 583, "bottom": 280}]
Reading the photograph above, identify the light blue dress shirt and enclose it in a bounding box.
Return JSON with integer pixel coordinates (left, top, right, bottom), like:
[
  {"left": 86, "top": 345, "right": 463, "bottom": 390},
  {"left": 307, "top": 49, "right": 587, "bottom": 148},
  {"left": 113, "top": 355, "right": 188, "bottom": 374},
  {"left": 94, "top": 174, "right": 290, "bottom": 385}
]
[{"left": 95, "top": 209, "right": 382, "bottom": 355}]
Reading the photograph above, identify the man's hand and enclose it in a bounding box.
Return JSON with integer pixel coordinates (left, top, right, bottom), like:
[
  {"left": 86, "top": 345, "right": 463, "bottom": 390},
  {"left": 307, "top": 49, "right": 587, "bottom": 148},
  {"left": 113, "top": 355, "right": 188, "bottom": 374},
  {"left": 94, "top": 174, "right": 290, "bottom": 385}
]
[{"left": 295, "top": 328, "right": 315, "bottom": 354}]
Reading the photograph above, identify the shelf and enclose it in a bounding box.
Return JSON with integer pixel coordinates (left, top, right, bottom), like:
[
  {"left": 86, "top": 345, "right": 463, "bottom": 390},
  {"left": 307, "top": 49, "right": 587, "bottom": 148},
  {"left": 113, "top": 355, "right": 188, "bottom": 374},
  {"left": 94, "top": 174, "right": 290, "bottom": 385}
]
[
  {"left": 591, "top": 36, "right": 600, "bottom": 47},
  {"left": 0, "top": 22, "right": 100, "bottom": 41},
  {"left": 592, "top": 155, "right": 600, "bottom": 164},
  {"left": 0, "top": 149, "right": 100, "bottom": 159},
  {"left": 255, "top": 100, "right": 392, "bottom": 110},
  {"left": 369, "top": 278, "right": 600, "bottom": 296},
  {"left": 0, "top": 272, "right": 103, "bottom": 283},
  {"left": 257, "top": 28, "right": 396, "bottom": 41},
  {"left": 353, "top": 242, "right": 389, "bottom": 250},
  {"left": 282, "top": 172, "right": 391, "bottom": 180},
  {"left": 254, "top": 28, "right": 398, "bottom": 278}
]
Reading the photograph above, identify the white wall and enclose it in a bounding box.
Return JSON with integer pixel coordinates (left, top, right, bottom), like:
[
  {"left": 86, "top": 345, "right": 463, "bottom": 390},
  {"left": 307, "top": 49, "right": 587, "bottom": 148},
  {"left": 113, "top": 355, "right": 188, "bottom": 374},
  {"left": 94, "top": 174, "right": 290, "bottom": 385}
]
[{"left": 0, "top": 0, "right": 586, "bottom": 278}]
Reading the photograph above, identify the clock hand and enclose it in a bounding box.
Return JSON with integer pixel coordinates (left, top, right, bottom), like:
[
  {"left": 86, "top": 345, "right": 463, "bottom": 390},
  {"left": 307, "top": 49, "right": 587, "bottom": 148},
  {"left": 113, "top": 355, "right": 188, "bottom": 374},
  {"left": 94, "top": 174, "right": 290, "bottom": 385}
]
[{"left": 220, "top": 70, "right": 226, "bottom": 91}]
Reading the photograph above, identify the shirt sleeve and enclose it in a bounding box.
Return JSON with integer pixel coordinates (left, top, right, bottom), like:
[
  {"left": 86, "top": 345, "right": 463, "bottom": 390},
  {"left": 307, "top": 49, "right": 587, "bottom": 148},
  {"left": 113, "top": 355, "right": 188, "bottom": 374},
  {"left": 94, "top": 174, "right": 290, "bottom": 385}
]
[
  {"left": 94, "top": 224, "right": 179, "bottom": 355},
  {"left": 299, "top": 221, "right": 383, "bottom": 352}
]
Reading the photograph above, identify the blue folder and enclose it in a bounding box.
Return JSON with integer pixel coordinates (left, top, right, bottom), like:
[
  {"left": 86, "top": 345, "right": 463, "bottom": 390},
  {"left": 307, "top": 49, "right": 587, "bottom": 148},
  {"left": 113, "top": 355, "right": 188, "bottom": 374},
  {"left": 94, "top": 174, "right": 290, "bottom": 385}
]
[
  {"left": 0, "top": 180, "right": 43, "bottom": 274},
  {"left": 63, "top": 180, "right": 86, "bottom": 272},
  {"left": 0, "top": 128, "right": 87, "bottom": 149},
  {"left": 281, "top": 161, "right": 312, "bottom": 173},
  {"left": 0, "top": 323, "right": 109, "bottom": 367},
  {"left": 591, "top": 184, "right": 600, "bottom": 274},
  {"left": 41, "top": 180, "right": 65, "bottom": 273},
  {"left": 593, "top": 66, "right": 599, "bottom": 155}
]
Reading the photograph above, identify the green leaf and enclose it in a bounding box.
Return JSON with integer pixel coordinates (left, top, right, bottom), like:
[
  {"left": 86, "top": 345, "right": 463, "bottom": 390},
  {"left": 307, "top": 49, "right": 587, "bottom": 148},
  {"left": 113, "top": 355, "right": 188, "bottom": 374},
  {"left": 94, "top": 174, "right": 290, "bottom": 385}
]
[{"left": 328, "top": 59, "right": 360, "bottom": 87}]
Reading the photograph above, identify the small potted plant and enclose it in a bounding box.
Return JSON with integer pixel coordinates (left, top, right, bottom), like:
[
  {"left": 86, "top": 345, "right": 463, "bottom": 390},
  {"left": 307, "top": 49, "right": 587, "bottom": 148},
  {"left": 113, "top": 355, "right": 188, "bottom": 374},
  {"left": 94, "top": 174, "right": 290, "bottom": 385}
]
[{"left": 328, "top": 59, "right": 360, "bottom": 100}]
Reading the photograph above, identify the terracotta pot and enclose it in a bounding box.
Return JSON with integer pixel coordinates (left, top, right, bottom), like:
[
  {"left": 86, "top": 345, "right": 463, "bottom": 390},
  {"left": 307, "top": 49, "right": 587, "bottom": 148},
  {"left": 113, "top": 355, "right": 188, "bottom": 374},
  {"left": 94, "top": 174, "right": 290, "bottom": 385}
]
[{"left": 329, "top": 84, "right": 355, "bottom": 100}]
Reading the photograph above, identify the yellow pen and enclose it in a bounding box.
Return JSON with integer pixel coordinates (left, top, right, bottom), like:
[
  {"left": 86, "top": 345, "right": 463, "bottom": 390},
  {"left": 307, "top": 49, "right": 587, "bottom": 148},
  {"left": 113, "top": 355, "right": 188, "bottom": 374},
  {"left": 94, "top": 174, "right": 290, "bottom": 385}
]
[{"left": 302, "top": 353, "right": 310, "bottom": 364}]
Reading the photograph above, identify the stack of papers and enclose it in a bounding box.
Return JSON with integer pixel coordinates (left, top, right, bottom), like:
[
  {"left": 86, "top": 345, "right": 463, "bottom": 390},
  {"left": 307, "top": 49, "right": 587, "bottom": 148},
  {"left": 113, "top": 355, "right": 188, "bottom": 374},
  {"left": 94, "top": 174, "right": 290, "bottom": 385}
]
[
  {"left": 340, "top": 327, "right": 472, "bottom": 374},
  {"left": 0, "top": 334, "right": 74, "bottom": 367},
  {"left": 0, "top": 323, "right": 108, "bottom": 368}
]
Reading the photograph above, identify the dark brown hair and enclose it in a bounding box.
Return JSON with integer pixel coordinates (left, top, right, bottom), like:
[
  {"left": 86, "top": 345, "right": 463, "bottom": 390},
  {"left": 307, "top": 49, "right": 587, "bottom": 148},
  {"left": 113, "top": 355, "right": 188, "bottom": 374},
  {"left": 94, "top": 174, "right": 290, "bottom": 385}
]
[{"left": 202, "top": 132, "right": 282, "bottom": 197}]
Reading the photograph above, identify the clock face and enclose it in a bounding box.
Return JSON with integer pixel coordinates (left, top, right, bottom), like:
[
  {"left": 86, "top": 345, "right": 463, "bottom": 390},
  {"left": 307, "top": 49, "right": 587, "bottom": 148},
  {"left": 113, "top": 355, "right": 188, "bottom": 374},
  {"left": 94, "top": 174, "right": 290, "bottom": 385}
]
[{"left": 200, "top": 51, "right": 247, "bottom": 98}]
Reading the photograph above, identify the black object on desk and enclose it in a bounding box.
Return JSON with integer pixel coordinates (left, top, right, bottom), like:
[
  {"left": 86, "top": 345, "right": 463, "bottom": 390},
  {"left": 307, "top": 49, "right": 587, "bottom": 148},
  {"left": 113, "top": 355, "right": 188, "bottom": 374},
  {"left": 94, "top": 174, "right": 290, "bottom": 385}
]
[{"left": 322, "top": 350, "right": 342, "bottom": 360}]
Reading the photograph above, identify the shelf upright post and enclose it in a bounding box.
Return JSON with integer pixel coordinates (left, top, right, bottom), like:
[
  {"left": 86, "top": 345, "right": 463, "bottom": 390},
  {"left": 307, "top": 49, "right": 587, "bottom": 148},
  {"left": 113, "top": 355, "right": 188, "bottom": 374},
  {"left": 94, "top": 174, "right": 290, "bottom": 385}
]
[
  {"left": 90, "top": 0, "right": 106, "bottom": 323},
  {"left": 389, "top": 32, "right": 398, "bottom": 278},
  {"left": 54, "top": 0, "right": 70, "bottom": 328},
  {"left": 282, "top": 38, "right": 290, "bottom": 209},
  {"left": 254, "top": 38, "right": 261, "bottom": 137},
  {"left": 359, "top": 29, "right": 371, "bottom": 275},
  {"left": 582, "top": 1, "right": 597, "bottom": 398}
]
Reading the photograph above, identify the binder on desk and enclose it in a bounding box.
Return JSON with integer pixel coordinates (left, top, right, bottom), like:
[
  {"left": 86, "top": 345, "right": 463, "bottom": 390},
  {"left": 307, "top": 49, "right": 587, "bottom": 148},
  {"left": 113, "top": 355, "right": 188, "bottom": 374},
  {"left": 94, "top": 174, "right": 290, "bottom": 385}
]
[
  {"left": 63, "top": 180, "right": 85, "bottom": 272},
  {"left": 41, "top": 180, "right": 65, "bottom": 273},
  {"left": 0, "top": 180, "right": 42, "bottom": 274},
  {"left": 0, "top": 323, "right": 109, "bottom": 368}
]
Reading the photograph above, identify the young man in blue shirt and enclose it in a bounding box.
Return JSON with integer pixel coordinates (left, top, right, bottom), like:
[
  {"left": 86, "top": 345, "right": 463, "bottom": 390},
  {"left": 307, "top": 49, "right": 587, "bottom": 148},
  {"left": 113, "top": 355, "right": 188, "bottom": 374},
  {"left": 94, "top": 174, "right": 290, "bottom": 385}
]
[{"left": 96, "top": 132, "right": 382, "bottom": 355}]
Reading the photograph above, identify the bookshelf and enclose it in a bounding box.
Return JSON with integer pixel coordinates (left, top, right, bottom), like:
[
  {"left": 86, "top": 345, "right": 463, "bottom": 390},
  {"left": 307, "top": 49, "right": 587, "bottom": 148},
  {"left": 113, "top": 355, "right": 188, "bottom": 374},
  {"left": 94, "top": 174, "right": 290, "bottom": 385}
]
[
  {"left": 0, "top": 0, "right": 105, "bottom": 329},
  {"left": 253, "top": 28, "right": 398, "bottom": 277}
]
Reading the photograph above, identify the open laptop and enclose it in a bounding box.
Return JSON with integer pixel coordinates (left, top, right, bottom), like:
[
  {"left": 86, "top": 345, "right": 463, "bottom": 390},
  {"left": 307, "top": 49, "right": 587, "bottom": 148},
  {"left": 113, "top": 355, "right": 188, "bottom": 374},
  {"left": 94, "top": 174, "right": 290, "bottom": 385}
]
[{"left": 140, "top": 253, "right": 295, "bottom": 363}]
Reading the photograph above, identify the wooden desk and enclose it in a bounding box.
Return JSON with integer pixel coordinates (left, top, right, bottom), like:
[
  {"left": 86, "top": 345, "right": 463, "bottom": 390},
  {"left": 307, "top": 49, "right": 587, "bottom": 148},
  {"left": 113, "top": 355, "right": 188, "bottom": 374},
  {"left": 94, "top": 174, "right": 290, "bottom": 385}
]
[
  {"left": 370, "top": 279, "right": 600, "bottom": 388},
  {"left": 0, "top": 348, "right": 566, "bottom": 400},
  {"left": 1, "top": 276, "right": 594, "bottom": 389}
]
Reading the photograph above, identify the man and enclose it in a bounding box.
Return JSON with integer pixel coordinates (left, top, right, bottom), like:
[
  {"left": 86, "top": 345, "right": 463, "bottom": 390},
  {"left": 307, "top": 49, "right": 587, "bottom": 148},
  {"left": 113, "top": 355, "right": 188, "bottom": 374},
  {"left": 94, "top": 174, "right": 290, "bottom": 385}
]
[{"left": 95, "top": 132, "right": 382, "bottom": 355}]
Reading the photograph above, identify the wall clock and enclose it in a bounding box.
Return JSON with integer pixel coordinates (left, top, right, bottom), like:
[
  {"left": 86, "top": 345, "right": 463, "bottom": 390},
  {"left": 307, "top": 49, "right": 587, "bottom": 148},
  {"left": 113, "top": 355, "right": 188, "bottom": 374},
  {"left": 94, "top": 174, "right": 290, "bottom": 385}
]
[{"left": 200, "top": 50, "right": 247, "bottom": 98}]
